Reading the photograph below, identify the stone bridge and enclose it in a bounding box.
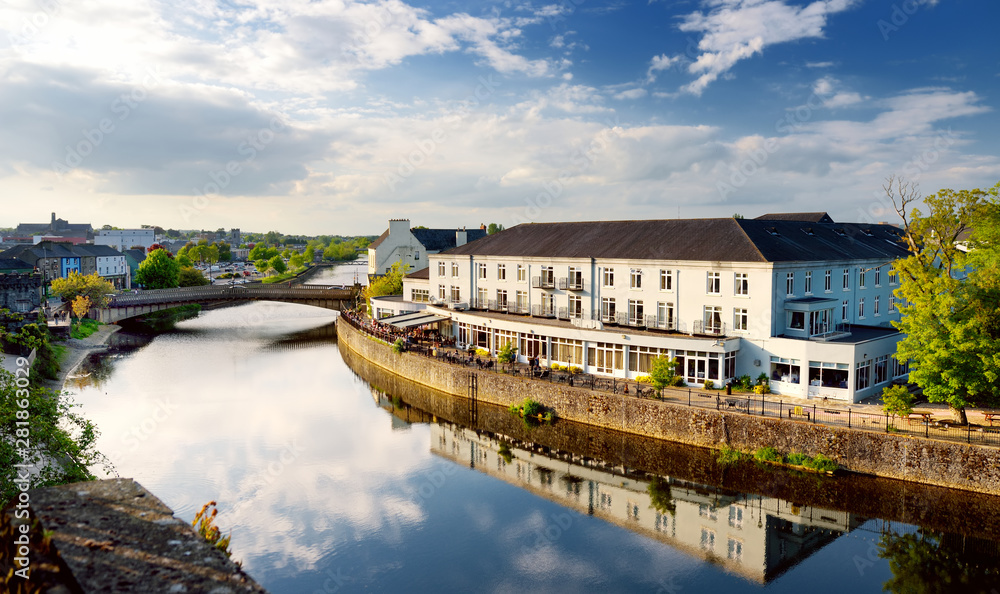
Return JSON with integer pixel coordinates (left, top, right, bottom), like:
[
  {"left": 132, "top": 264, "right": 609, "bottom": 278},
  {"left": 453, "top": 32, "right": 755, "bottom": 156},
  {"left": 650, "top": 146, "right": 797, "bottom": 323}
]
[{"left": 91, "top": 284, "right": 361, "bottom": 323}]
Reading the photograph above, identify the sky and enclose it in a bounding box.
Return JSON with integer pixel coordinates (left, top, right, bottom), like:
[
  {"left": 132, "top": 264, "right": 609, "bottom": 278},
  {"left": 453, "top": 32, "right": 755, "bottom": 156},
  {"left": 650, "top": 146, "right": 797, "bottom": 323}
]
[{"left": 1, "top": 0, "right": 998, "bottom": 236}]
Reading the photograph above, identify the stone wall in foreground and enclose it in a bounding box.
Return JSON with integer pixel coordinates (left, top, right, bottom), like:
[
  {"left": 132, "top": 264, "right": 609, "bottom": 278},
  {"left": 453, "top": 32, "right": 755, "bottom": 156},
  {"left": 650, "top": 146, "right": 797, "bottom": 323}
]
[{"left": 337, "top": 317, "right": 1000, "bottom": 495}]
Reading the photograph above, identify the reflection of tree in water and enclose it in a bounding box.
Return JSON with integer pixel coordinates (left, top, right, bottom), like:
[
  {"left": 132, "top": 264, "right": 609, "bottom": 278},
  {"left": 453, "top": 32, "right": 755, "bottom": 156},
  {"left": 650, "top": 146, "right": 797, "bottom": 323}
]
[
  {"left": 66, "top": 353, "right": 119, "bottom": 390},
  {"left": 647, "top": 476, "right": 676, "bottom": 516},
  {"left": 879, "top": 529, "right": 1000, "bottom": 593}
]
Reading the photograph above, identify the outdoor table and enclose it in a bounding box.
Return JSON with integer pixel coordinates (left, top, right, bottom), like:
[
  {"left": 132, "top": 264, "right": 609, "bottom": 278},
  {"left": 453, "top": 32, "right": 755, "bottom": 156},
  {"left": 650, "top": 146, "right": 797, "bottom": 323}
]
[
  {"left": 984, "top": 413, "right": 999, "bottom": 426},
  {"left": 909, "top": 411, "right": 934, "bottom": 424}
]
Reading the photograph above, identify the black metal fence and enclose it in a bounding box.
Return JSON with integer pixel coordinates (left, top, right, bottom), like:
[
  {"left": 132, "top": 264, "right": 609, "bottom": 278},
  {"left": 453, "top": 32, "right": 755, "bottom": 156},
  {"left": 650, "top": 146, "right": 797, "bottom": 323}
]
[{"left": 340, "top": 312, "right": 1000, "bottom": 448}]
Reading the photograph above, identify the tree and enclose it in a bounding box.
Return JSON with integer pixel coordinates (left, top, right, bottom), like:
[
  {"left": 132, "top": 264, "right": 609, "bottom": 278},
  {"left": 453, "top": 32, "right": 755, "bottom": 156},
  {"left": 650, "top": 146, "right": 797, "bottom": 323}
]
[
  {"left": 177, "top": 254, "right": 194, "bottom": 268},
  {"left": 878, "top": 529, "right": 1000, "bottom": 593},
  {"left": 362, "top": 261, "right": 409, "bottom": 310},
  {"left": 147, "top": 243, "right": 170, "bottom": 254},
  {"left": 71, "top": 295, "right": 92, "bottom": 321},
  {"left": 497, "top": 343, "right": 518, "bottom": 370},
  {"left": 0, "top": 366, "right": 112, "bottom": 502},
  {"left": 268, "top": 255, "right": 287, "bottom": 275},
  {"left": 888, "top": 176, "right": 1000, "bottom": 423},
  {"left": 254, "top": 259, "right": 270, "bottom": 275},
  {"left": 647, "top": 476, "right": 676, "bottom": 516},
  {"left": 303, "top": 245, "right": 315, "bottom": 262},
  {"left": 649, "top": 356, "right": 681, "bottom": 390},
  {"left": 882, "top": 384, "right": 915, "bottom": 420},
  {"left": 134, "top": 248, "right": 180, "bottom": 289},
  {"left": 288, "top": 254, "right": 305, "bottom": 269},
  {"left": 178, "top": 266, "right": 210, "bottom": 287},
  {"left": 50, "top": 271, "right": 114, "bottom": 308},
  {"left": 487, "top": 223, "right": 505, "bottom": 235}
]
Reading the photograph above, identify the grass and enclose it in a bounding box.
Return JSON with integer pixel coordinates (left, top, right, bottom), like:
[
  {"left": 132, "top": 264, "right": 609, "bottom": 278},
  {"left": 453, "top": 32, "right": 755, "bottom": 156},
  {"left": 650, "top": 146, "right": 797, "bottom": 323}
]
[
  {"left": 753, "top": 446, "right": 783, "bottom": 464},
  {"left": 70, "top": 318, "right": 102, "bottom": 340},
  {"left": 261, "top": 265, "right": 309, "bottom": 284},
  {"left": 802, "top": 454, "right": 839, "bottom": 473},
  {"left": 716, "top": 445, "right": 743, "bottom": 465}
]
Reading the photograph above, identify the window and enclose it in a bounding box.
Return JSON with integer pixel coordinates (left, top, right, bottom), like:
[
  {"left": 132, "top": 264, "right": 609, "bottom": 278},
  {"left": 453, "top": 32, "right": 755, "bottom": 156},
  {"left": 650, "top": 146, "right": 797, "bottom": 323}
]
[
  {"left": 601, "top": 297, "right": 616, "bottom": 322},
  {"left": 889, "top": 295, "right": 896, "bottom": 312},
  {"left": 859, "top": 268, "right": 866, "bottom": 289},
  {"left": 734, "top": 308, "right": 748, "bottom": 331},
  {"left": 438, "top": 262, "right": 446, "bottom": 277},
  {"left": 804, "top": 271, "right": 812, "bottom": 294},
  {"left": 786, "top": 272, "right": 794, "bottom": 296},
  {"left": 858, "top": 297, "right": 865, "bottom": 318},
  {"left": 842, "top": 299, "right": 849, "bottom": 320},
  {"left": 874, "top": 295, "right": 880, "bottom": 316},
  {"left": 603, "top": 268, "right": 615, "bottom": 288},
  {"left": 735, "top": 273, "right": 748, "bottom": 296},
  {"left": 539, "top": 266, "right": 554, "bottom": 287},
  {"left": 656, "top": 302, "right": 674, "bottom": 329},
  {"left": 728, "top": 506, "right": 743, "bottom": 529},
  {"left": 477, "top": 263, "right": 487, "bottom": 279},
  {"left": 568, "top": 295, "right": 582, "bottom": 318},
  {"left": 411, "top": 288, "right": 430, "bottom": 303},
  {"left": 497, "top": 289, "right": 508, "bottom": 309},
  {"left": 517, "top": 264, "right": 526, "bottom": 282},
  {"left": 630, "top": 269, "right": 642, "bottom": 289},
  {"left": 588, "top": 342, "right": 624, "bottom": 373},
  {"left": 541, "top": 292, "right": 555, "bottom": 315},
  {"left": 452, "top": 262, "right": 459, "bottom": 277},
  {"left": 874, "top": 267, "right": 881, "bottom": 287},
  {"left": 476, "top": 287, "right": 488, "bottom": 307},
  {"left": 660, "top": 269, "right": 673, "bottom": 291},
  {"left": 843, "top": 268, "right": 850, "bottom": 290},
  {"left": 628, "top": 345, "right": 669, "bottom": 373},
  {"left": 824, "top": 269, "right": 832, "bottom": 292},
  {"left": 414, "top": 251, "right": 420, "bottom": 260},
  {"left": 874, "top": 355, "right": 888, "bottom": 385},
  {"left": 889, "top": 265, "right": 898, "bottom": 285},
  {"left": 727, "top": 538, "right": 743, "bottom": 562},
  {"left": 568, "top": 266, "right": 583, "bottom": 289},
  {"left": 450, "top": 286, "right": 461, "bottom": 302},
  {"left": 856, "top": 360, "right": 871, "bottom": 390},
  {"left": 515, "top": 290, "right": 528, "bottom": 312},
  {"left": 893, "top": 356, "right": 909, "bottom": 378},
  {"left": 628, "top": 299, "right": 644, "bottom": 325},
  {"left": 704, "top": 305, "right": 722, "bottom": 333},
  {"left": 700, "top": 528, "right": 716, "bottom": 553},
  {"left": 809, "top": 361, "right": 850, "bottom": 388},
  {"left": 497, "top": 264, "right": 506, "bottom": 280},
  {"left": 707, "top": 272, "right": 721, "bottom": 294}
]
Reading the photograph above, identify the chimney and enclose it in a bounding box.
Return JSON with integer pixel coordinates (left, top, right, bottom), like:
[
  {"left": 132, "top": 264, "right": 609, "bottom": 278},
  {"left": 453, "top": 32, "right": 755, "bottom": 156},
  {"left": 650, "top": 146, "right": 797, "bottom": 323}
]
[
  {"left": 388, "top": 219, "right": 410, "bottom": 237},
  {"left": 51, "top": 212, "right": 56, "bottom": 225},
  {"left": 455, "top": 228, "right": 468, "bottom": 247}
]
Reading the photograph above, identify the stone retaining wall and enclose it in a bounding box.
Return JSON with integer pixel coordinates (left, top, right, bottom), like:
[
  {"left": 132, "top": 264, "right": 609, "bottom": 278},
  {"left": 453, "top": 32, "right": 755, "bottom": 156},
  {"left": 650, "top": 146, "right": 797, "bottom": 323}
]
[{"left": 337, "top": 316, "right": 1000, "bottom": 495}]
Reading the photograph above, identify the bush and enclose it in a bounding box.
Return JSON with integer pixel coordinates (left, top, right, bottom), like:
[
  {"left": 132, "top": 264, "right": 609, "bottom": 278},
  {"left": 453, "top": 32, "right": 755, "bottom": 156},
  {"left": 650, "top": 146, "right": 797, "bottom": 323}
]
[
  {"left": 882, "top": 384, "right": 915, "bottom": 418},
  {"left": 756, "top": 372, "right": 769, "bottom": 385},
  {"left": 635, "top": 375, "right": 652, "bottom": 384},
  {"left": 475, "top": 348, "right": 489, "bottom": 357},
  {"left": 569, "top": 366, "right": 583, "bottom": 374},
  {"left": 392, "top": 338, "right": 405, "bottom": 354},
  {"left": 551, "top": 363, "right": 564, "bottom": 371},
  {"left": 735, "top": 374, "right": 753, "bottom": 390},
  {"left": 785, "top": 452, "right": 809, "bottom": 466},
  {"left": 803, "top": 454, "right": 838, "bottom": 473},
  {"left": 703, "top": 380, "right": 715, "bottom": 390},
  {"left": 716, "top": 445, "right": 743, "bottom": 465},
  {"left": 754, "top": 446, "right": 782, "bottom": 464},
  {"left": 753, "top": 383, "right": 771, "bottom": 395}
]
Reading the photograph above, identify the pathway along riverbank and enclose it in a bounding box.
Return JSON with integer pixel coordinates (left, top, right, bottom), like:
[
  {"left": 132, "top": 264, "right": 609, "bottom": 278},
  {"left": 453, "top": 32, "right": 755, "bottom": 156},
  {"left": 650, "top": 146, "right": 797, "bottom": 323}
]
[{"left": 336, "top": 314, "right": 1000, "bottom": 495}]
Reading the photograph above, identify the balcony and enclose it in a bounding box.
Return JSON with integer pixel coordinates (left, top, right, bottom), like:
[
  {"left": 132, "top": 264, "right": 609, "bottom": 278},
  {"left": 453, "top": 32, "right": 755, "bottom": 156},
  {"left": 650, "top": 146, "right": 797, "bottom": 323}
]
[
  {"left": 532, "top": 303, "right": 556, "bottom": 317},
  {"left": 486, "top": 299, "right": 509, "bottom": 313},
  {"left": 647, "top": 315, "right": 676, "bottom": 331},
  {"left": 512, "top": 303, "right": 530, "bottom": 315},
  {"left": 692, "top": 320, "right": 726, "bottom": 336},
  {"left": 472, "top": 297, "right": 489, "bottom": 310},
  {"left": 532, "top": 276, "right": 555, "bottom": 289}
]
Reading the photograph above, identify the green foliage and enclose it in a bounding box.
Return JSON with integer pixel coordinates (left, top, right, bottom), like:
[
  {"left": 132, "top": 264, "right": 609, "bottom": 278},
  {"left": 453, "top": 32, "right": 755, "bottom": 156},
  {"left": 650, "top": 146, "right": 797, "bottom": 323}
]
[
  {"left": 178, "top": 266, "right": 210, "bottom": 287},
  {"left": 192, "top": 501, "right": 238, "bottom": 566},
  {"left": 753, "top": 446, "right": 783, "bottom": 464},
  {"left": 0, "top": 368, "right": 113, "bottom": 502},
  {"left": 497, "top": 343, "right": 518, "bottom": 366},
  {"left": 890, "top": 178, "right": 1000, "bottom": 416},
  {"left": 288, "top": 253, "right": 305, "bottom": 269},
  {"left": 323, "top": 242, "right": 360, "bottom": 261},
  {"left": 487, "top": 223, "right": 505, "bottom": 235},
  {"left": 70, "top": 318, "right": 101, "bottom": 339},
  {"left": 756, "top": 372, "right": 769, "bottom": 385},
  {"left": 882, "top": 384, "right": 916, "bottom": 418},
  {"left": 50, "top": 271, "right": 114, "bottom": 308},
  {"left": 735, "top": 374, "right": 753, "bottom": 390},
  {"left": 703, "top": 379, "right": 715, "bottom": 390},
  {"left": 878, "top": 529, "right": 1000, "bottom": 593},
  {"left": 785, "top": 452, "right": 809, "bottom": 466},
  {"left": 497, "top": 443, "right": 513, "bottom": 464},
  {"left": 362, "top": 261, "right": 409, "bottom": 307},
  {"left": 254, "top": 258, "right": 270, "bottom": 275},
  {"left": 802, "top": 454, "right": 838, "bottom": 473},
  {"left": 268, "top": 255, "right": 287, "bottom": 275},
  {"left": 753, "top": 383, "right": 771, "bottom": 395},
  {"left": 647, "top": 476, "right": 676, "bottom": 516},
  {"left": 649, "top": 356, "right": 681, "bottom": 390},
  {"left": 716, "top": 445, "right": 743, "bottom": 466},
  {"left": 134, "top": 248, "right": 180, "bottom": 289},
  {"left": 475, "top": 348, "right": 489, "bottom": 357},
  {"left": 392, "top": 338, "right": 405, "bottom": 354}
]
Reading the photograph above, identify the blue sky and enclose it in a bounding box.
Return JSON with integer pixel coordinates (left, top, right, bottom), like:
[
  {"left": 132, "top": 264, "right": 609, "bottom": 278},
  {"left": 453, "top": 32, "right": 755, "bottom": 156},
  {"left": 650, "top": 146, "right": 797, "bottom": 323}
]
[{"left": 1, "top": 0, "right": 997, "bottom": 235}]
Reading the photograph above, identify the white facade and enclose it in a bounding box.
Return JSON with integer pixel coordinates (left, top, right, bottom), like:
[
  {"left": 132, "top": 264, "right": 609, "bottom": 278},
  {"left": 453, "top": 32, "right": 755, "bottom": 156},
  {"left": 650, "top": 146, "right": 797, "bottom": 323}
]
[
  {"left": 368, "top": 219, "right": 474, "bottom": 276},
  {"left": 95, "top": 228, "right": 155, "bottom": 251},
  {"left": 401, "top": 220, "right": 908, "bottom": 403}
]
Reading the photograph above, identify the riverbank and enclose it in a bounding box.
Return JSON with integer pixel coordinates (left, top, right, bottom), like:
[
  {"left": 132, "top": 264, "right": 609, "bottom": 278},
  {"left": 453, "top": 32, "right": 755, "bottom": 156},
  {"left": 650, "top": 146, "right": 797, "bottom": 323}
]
[
  {"left": 47, "top": 323, "right": 122, "bottom": 392},
  {"left": 337, "top": 315, "right": 1000, "bottom": 495}
]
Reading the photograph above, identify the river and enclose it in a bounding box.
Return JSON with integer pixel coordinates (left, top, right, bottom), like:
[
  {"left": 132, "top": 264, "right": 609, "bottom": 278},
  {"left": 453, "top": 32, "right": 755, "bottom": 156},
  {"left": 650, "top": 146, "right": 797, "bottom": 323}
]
[{"left": 66, "top": 262, "right": 1000, "bottom": 593}]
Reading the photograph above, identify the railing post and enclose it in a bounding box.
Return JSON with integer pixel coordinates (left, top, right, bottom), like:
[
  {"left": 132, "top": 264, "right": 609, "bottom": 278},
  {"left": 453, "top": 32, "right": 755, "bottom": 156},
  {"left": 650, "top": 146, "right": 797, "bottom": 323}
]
[
  {"left": 779, "top": 400, "right": 782, "bottom": 418},
  {"left": 968, "top": 423, "right": 972, "bottom": 444},
  {"left": 848, "top": 408, "right": 851, "bottom": 428},
  {"left": 886, "top": 413, "right": 889, "bottom": 433},
  {"left": 813, "top": 404, "right": 816, "bottom": 423},
  {"left": 745, "top": 395, "right": 750, "bottom": 414},
  {"left": 687, "top": 388, "right": 691, "bottom": 406},
  {"left": 761, "top": 395, "right": 765, "bottom": 416}
]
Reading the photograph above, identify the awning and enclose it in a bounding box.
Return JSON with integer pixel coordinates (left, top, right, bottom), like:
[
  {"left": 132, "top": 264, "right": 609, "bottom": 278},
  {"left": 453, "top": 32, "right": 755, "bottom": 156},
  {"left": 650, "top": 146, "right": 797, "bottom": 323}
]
[{"left": 379, "top": 312, "right": 450, "bottom": 329}]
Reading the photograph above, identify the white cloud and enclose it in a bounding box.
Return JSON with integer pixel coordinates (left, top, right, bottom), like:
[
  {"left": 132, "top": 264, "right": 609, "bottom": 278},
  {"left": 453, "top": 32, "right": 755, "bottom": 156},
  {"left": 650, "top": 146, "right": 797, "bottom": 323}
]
[
  {"left": 677, "top": 0, "right": 859, "bottom": 95},
  {"left": 646, "top": 53, "right": 681, "bottom": 82},
  {"left": 614, "top": 88, "right": 648, "bottom": 100}
]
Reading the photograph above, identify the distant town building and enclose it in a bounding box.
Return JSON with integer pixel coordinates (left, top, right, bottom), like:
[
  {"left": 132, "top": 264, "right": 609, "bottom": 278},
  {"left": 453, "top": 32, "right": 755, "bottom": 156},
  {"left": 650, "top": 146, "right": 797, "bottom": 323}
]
[
  {"left": 1, "top": 241, "right": 82, "bottom": 284},
  {"left": 0, "top": 272, "right": 42, "bottom": 314},
  {"left": 95, "top": 228, "right": 155, "bottom": 251},
  {"left": 368, "top": 219, "right": 487, "bottom": 278},
  {"left": 74, "top": 245, "right": 130, "bottom": 289},
  {"left": 15, "top": 212, "right": 92, "bottom": 243}
]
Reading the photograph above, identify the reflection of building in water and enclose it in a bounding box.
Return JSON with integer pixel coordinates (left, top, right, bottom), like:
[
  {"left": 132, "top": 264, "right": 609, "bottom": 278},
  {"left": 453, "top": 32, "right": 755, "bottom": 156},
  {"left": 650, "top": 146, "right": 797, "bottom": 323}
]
[{"left": 430, "top": 423, "right": 864, "bottom": 584}]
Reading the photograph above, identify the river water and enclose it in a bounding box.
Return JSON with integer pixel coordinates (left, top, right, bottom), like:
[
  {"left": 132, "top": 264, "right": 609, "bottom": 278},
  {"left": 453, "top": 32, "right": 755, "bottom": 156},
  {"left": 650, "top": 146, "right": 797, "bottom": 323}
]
[{"left": 66, "top": 263, "right": 1000, "bottom": 593}]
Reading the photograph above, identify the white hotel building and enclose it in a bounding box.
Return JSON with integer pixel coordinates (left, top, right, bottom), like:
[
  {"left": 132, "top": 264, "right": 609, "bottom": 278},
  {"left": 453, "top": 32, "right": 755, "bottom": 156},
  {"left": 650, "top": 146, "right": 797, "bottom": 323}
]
[{"left": 391, "top": 215, "right": 911, "bottom": 404}]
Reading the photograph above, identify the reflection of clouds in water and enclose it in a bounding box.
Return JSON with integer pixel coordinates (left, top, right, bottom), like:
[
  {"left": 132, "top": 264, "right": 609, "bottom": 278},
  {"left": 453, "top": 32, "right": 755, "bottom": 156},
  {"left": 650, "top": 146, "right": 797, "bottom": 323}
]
[{"left": 73, "top": 302, "right": 439, "bottom": 577}]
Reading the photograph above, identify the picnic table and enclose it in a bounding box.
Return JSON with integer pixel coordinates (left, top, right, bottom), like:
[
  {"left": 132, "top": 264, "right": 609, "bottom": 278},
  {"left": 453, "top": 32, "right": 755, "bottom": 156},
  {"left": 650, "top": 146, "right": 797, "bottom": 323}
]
[
  {"left": 985, "top": 412, "right": 1000, "bottom": 426},
  {"left": 908, "top": 411, "right": 934, "bottom": 424},
  {"left": 786, "top": 406, "right": 810, "bottom": 421}
]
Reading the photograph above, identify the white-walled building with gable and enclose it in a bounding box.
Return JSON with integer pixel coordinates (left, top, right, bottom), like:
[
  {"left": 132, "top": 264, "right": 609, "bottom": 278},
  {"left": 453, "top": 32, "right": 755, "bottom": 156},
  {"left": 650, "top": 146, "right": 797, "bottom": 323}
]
[
  {"left": 95, "top": 228, "right": 155, "bottom": 251},
  {"left": 395, "top": 214, "right": 911, "bottom": 404},
  {"left": 367, "top": 219, "right": 487, "bottom": 278}
]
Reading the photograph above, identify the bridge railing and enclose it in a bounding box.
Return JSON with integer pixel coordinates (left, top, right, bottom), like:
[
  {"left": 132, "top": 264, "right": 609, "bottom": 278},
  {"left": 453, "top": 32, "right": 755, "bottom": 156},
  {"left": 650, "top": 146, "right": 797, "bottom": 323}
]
[{"left": 106, "top": 285, "right": 357, "bottom": 307}]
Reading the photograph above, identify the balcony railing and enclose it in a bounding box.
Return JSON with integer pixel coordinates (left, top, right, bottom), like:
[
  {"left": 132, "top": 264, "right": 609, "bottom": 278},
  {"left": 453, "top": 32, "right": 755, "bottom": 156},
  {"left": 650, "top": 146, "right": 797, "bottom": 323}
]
[
  {"left": 692, "top": 320, "right": 727, "bottom": 336},
  {"left": 472, "top": 297, "right": 489, "bottom": 310},
  {"left": 512, "top": 303, "right": 530, "bottom": 315},
  {"left": 486, "top": 299, "right": 509, "bottom": 313},
  {"left": 567, "top": 277, "right": 585, "bottom": 290},
  {"left": 556, "top": 307, "right": 569, "bottom": 320},
  {"left": 532, "top": 276, "right": 555, "bottom": 289},
  {"left": 532, "top": 303, "right": 556, "bottom": 317},
  {"left": 647, "top": 315, "right": 676, "bottom": 331}
]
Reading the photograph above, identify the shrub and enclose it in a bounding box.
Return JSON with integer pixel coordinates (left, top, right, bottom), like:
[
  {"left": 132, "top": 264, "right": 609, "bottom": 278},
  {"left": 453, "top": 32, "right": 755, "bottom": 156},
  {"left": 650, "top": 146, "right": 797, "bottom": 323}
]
[
  {"left": 736, "top": 374, "right": 753, "bottom": 390},
  {"left": 392, "top": 338, "right": 405, "bottom": 354},
  {"left": 551, "top": 363, "right": 564, "bottom": 371},
  {"left": 521, "top": 399, "right": 544, "bottom": 417},
  {"left": 650, "top": 356, "right": 681, "bottom": 390},
  {"left": 703, "top": 380, "right": 715, "bottom": 390},
  {"left": 635, "top": 375, "right": 652, "bottom": 384},
  {"left": 716, "top": 445, "right": 743, "bottom": 465},
  {"left": 803, "top": 454, "right": 838, "bottom": 473},
  {"left": 753, "top": 383, "right": 771, "bottom": 395},
  {"left": 754, "top": 446, "right": 782, "bottom": 464},
  {"left": 475, "top": 348, "right": 489, "bottom": 357},
  {"left": 497, "top": 343, "right": 518, "bottom": 366},
  {"left": 756, "top": 372, "right": 769, "bottom": 385},
  {"left": 785, "top": 452, "right": 809, "bottom": 466},
  {"left": 882, "top": 384, "right": 915, "bottom": 418},
  {"left": 569, "top": 366, "right": 583, "bottom": 374}
]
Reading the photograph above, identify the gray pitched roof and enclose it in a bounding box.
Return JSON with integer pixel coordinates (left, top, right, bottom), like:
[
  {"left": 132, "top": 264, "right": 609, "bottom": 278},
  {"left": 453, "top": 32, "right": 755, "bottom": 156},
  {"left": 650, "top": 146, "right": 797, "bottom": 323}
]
[
  {"left": 370, "top": 227, "right": 489, "bottom": 251},
  {"left": 440, "top": 219, "right": 909, "bottom": 263},
  {"left": 0, "top": 242, "right": 80, "bottom": 262},
  {"left": 0, "top": 257, "right": 33, "bottom": 271},
  {"left": 73, "top": 244, "right": 125, "bottom": 257},
  {"left": 405, "top": 267, "right": 430, "bottom": 280}
]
